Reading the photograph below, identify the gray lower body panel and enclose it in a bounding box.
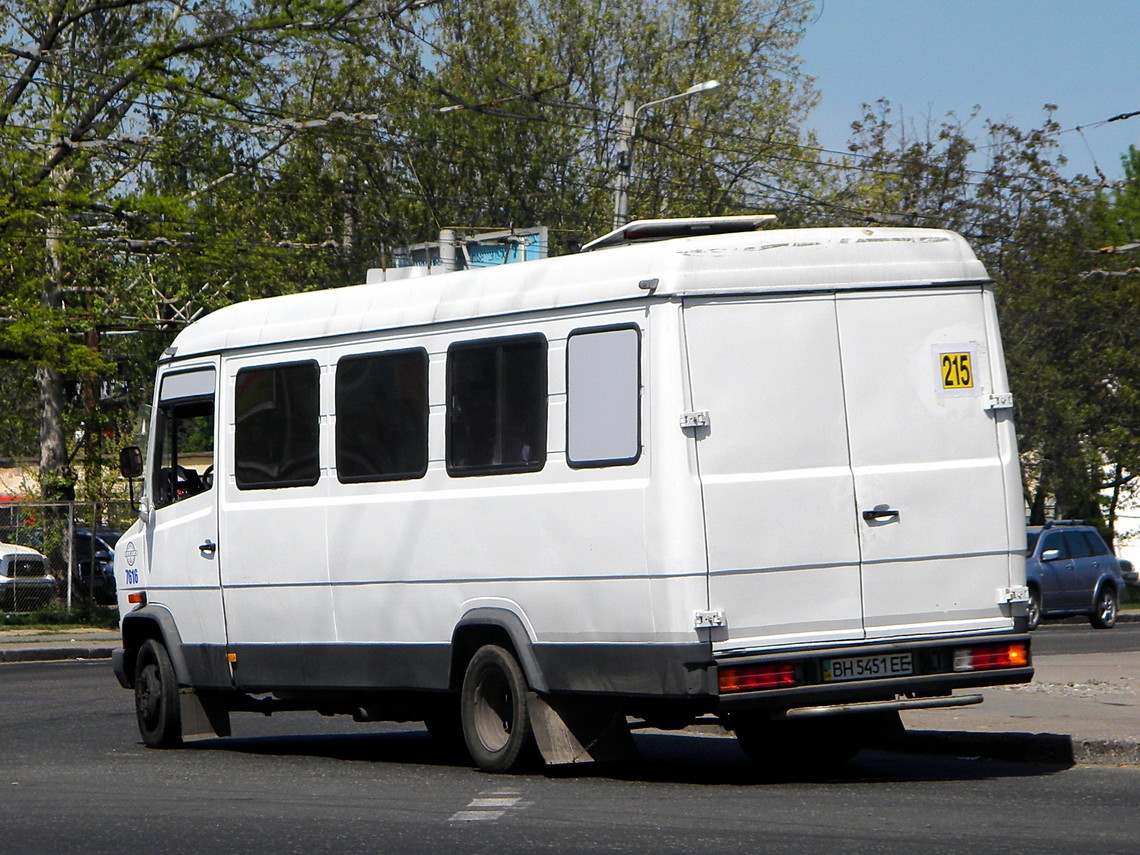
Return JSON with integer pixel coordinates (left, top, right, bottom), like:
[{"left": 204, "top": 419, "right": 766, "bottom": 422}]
[{"left": 186, "top": 641, "right": 715, "bottom": 699}]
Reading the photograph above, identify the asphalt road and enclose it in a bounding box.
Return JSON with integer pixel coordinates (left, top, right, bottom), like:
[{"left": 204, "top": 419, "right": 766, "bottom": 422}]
[
  {"left": 1031, "top": 618, "right": 1140, "bottom": 655},
  {"left": 2, "top": 642, "right": 1138, "bottom": 855}
]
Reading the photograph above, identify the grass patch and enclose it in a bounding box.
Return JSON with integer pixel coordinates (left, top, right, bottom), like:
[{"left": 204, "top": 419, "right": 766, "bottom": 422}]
[{"left": 2, "top": 602, "right": 119, "bottom": 630}]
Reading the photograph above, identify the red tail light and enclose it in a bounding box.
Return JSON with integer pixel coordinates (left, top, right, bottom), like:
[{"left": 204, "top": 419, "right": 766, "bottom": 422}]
[
  {"left": 718, "top": 663, "right": 797, "bottom": 693},
  {"left": 954, "top": 643, "right": 1029, "bottom": 672}
]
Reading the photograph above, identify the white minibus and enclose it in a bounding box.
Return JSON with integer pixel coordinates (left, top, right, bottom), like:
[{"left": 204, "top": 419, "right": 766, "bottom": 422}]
[{"left": 114, "top": 217, "right": 1033, "bottom": 772}]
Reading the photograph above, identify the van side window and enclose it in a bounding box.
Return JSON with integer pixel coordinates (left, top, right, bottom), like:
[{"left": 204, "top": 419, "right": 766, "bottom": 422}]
[
  {"left": 447, "top": 335, "right": 547, "bottom": 475},
  {"left": 154, "top": 368, "right": 216, "bottom": 509},
  {"left": 336, "top": 349, "right": 428, "bottom": 482},
  {"left": 566, "top": 326, "right": 641, "bottom": 467},
  {"left": 235, "top": 362, "right": 320, "bottom": 490}
]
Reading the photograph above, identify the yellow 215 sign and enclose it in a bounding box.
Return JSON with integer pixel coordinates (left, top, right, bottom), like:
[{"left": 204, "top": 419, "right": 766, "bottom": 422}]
[{"left": 940, "top": 352, "right": 974, "bottom": 389}]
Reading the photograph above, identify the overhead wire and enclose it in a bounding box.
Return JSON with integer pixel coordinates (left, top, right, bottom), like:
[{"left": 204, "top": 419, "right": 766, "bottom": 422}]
[{"left": 1, "top": 6, "right": 1130, "bottom": 259}]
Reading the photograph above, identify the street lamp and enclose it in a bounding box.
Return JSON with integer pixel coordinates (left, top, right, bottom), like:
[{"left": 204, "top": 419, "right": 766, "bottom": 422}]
[{"left": 612, "top": 79, "right": 720, "bottom": 230}]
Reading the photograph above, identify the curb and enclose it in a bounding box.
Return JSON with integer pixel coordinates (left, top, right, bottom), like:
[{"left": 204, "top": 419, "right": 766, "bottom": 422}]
[
  {"left": 686, "top": 722, "right": 1140, "bottom": 767},
  {"left": 1047, "top": 610, "right": 1140, "bottom": 625},
  {"left": 0, "top": 645, "right": 115, "bottom": 663},
  {"left": 872, "top": 730, "right": 1140, "bottom": 767}
]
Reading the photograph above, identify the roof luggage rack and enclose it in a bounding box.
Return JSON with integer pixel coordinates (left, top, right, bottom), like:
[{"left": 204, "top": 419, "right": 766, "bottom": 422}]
[{"left": 581, "top": 215, "right": 776, "bottom": 252}]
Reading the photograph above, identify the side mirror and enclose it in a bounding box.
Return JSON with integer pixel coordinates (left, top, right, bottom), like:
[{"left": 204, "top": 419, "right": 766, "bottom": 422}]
[
  {"left": 119, "top": 446, "right": 143, "bottom": 479},
  {"left": 1041, "top": 548, "right": 1062, "bottom": 562}
]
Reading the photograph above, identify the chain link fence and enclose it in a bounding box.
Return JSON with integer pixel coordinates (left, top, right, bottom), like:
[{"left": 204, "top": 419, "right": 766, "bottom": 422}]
[{"left": 1, "top": 500, "right": 135, "bottom": 615}]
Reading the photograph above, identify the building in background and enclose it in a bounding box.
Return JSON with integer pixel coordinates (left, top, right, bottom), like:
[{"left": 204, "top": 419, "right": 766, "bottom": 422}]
[{"left": 370, "top": 226, "right": 548, "bottom": 283}]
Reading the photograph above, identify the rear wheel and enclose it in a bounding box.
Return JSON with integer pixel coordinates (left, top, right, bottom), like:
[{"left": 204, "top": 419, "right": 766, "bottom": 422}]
[
  {"left": 460, "top": 644, "right": 538, "bottom": 773},
  {"left": 1026, "top": 587, "right": 1042, "bottom": 631},
  {"left": 1090, "top": 586, "right": 1118, "bottom": 629},
  {"left": 134, "top": 639, "right": 182, "bottom": 748}
]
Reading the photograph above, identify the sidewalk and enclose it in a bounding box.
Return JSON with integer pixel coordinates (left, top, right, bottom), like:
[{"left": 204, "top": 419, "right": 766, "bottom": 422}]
[
  {"left": 886, "top": 647, "right": 1140, "bottom": 766},
  {"left": 0, "top": 626, "right": 120, "bottom": 662},
  {"left": 3, "top": 621, "right": 1138, "bottom": 767}
]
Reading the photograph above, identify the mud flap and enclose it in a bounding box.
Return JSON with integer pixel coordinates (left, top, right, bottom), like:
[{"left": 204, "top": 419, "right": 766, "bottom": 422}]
[
  {"left": 179, "top": 689, "right": 231, "bottom": 741},
  {"left": 527, "top": 692, "right": 638, "bottom": 765}
]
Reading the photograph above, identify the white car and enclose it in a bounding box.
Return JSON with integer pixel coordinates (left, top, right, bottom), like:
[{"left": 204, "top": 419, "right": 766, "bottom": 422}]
[{"left": 0, "top": 542, "right": 55, "bottom": 611}]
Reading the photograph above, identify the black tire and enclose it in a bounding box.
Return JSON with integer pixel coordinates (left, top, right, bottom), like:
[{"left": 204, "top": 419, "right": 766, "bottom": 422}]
[
  {"left": 460, "top": 644, "right": 539, "bottom": 773},
  {"left": 1026, "top": 587, "right": 1042, "bottom": 631},
  {"left": 1090, "top": 586, "right": 1118, "bottom": 629},
  {"left": 733, "top": 715, "right": 873, "bottom": 773},
  {"left": 135, "top": 639, "right": 183, "bottom": 748}
]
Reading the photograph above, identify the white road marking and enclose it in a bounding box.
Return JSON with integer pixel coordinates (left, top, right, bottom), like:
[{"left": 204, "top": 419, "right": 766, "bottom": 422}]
[
  {"left": 469, "top": 797, "right": 521, "bottom": 808},
  {"left": 449, "top": 788, "right": 524, "bottom": 823},
  {"left": 450, "top": 810, "right": 505, "bottom": 822}
]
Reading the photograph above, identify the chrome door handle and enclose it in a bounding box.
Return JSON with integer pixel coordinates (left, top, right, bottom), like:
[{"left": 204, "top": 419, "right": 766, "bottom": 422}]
[
  {"left": 199, "top": 539, "right": 217, "bottom": 555},
  {"left": 862, "top": 507, "right": 900, "bottom": 522}
]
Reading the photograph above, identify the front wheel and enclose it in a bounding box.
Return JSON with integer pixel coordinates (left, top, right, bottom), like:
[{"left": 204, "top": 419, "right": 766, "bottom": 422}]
[
  {"left": 134, "top": 639, "right": 183, "bottom": 748},
  {"left": 1090, "top": 586, "right": 1118, "bottom": 629},
  {"left": 460, "top": 644, "right": 539, "bottom": 773}
]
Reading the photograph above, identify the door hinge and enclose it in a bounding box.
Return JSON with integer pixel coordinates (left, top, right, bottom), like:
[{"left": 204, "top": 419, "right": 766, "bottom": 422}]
[
  {"left": 985, "top": 393, "right": 1014, "bottom": 411},
  {"left": 680, "top": 410, "right": 710, "bottom": 429},
  {"left": 694, "top": 609, "right": 726, "bottom": 629},
  {"left": 998, "top": 586, "right": 1029, "bottom": 605}
]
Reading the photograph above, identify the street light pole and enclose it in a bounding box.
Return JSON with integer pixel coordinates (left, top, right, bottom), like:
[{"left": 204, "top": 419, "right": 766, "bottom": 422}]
[{"left": 611, "top": 79, "right": 720, "bottom": 231}]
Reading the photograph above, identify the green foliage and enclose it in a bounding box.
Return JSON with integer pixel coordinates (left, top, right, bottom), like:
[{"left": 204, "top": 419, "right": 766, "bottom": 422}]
[
  {"left": 1, "top": 602, "right": 119, "bottom": 629},
  {"left": 0, "top": 1, "right": 411, "bottom": 499},
  {"left": 0, "top": 1, "right": 1134, "bottom": 545}
]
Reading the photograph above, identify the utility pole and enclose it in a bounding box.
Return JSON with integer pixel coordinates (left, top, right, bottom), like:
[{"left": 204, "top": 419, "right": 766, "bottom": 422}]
[
  {"left": 612, "top": 100, "right": 635, "bottom": 231},
  {"left": 610, "top": 80, "right": 720, "bottom": 231}
]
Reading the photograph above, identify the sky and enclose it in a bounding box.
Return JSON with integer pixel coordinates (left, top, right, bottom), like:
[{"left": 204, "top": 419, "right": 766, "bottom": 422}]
[{"left": 797, "top": 0, "right": 1140, "bottom": 179}]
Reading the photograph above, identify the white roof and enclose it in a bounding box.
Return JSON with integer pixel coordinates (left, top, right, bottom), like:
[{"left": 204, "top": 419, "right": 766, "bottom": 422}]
[
  {"left": 0, "top": 542, "right": 47, "bottom": 560},
  {"left": 166, "top": 226, "right": 989, "bottom": 359}
]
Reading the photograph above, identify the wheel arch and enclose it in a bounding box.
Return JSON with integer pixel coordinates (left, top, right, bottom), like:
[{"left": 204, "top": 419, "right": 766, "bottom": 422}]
[
  {"left": 119, "top": 606, "right": 192, "bottom": 688},
  {"left": 1089, "top": 576, "right": 1121, "bottom": 610},
  {"left": 1026, "top": 580, "right": 1042, "bottom": 605},
  {"left": 1096, "top": 576, "right": 1120, "bottom": 595},
  {"left": 451, "top": 607, "right": 549, "bottom": 694}
]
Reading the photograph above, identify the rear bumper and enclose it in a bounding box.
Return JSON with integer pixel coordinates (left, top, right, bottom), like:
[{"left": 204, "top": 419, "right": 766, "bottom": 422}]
[{"left": 714, "top": 632, "right": 1032, "bottom": 712}]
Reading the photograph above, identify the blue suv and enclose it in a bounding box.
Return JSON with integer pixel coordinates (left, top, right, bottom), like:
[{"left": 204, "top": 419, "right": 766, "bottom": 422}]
[{"left": 1025, "top": 521, "right": 1127, "bottom": 630}]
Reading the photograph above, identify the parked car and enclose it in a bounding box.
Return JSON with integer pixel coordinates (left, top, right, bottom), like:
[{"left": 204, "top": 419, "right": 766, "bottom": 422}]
[
  {"left": 73, "top": 529, "right": 123, "bottom": 605},
  {"left": 1025, "top": 521, "right": 1128, "bottom": 630},
  {"left": 0, "top": 541, "right": 55, "bottom": 611}
]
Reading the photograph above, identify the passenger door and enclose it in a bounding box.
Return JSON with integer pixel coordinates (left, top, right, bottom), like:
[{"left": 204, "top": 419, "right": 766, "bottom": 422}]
[
  {"left": 835, "top": 287, "right": 1017, "bottom": 639},
  {"left": 217, "top": 357, "right": 334, "bottom": 687},
  {"left": 1063, "top": 530, "right": 1101, "bottom": 609}
]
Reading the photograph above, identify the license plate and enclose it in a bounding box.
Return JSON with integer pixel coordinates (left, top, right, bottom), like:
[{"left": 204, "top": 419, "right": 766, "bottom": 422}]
[{"left": 822, "top": 652, "right": 913, "bottom": 683}]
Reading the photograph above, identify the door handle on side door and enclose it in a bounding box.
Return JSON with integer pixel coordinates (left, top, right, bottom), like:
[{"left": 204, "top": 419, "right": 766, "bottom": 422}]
[
  {"left": 862, "top": 507, "right": 900, "bottom": 522},
  {"left": 198, "top": 539, "right": 217, "bottom": 555}
]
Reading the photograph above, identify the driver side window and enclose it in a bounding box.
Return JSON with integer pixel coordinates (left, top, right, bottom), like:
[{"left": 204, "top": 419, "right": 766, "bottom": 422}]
[{"left": 153, "top": 369, "right": 216, "bottom": 510}]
